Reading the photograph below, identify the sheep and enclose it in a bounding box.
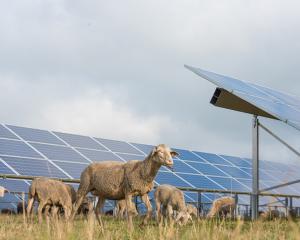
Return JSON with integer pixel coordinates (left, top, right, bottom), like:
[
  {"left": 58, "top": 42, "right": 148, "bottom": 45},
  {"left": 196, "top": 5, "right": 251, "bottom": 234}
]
[
  {"left": 259, "top": 207, "right": 281, "bottom": 220},
  {"left": 26, "top": 177, "right": 73, "bottom": 223},
  {"left": 207, "top": 196, "right": 236, "bottom": 219},
  {"left": 71, "top": 144, "right": 178, "bottom": 229},
  {"left": 154, "top": 184, "right": 191, "bottom": 225},
  {"left": 114, "top": 199, "right": 138, "bottom": 219}
]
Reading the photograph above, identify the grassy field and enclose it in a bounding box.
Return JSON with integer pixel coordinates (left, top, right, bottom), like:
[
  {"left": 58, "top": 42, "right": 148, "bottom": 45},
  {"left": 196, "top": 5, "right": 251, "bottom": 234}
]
[{"left": 0, "top": 215, "right": 300, "bottom": 240}]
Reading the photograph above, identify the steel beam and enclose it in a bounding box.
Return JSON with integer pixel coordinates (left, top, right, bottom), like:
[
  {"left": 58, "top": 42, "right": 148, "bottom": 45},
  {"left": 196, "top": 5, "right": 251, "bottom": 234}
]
[{"left": 251, "top": 115, "right": 259, "bottom": 220}]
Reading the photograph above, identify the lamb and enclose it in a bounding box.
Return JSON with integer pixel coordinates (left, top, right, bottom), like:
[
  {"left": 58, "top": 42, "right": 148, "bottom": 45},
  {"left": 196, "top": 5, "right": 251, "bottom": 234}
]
[
  {"left": 26, "top": 177, "right": 73, "bottom": 223},
  {"left": 207, "top": 196, "right": 236, "bottom": 219},
  {"left": 259, "top": 207, "right": 281, "bottom": 220},
  {"left": 71, "top": 144, "right": 178, "bottom": 228},
  {"left": 154, "top": 184, "right": 191, "bottom": 225},
  {"left": 114, "top": 199, "right": 138, "bottom": 218}
]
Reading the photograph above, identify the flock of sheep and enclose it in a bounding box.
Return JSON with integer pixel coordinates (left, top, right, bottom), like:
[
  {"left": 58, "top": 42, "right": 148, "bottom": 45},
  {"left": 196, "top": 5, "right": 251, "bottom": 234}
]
[{"left": 25, "top": 144, "right": 238, "bottom": 228}]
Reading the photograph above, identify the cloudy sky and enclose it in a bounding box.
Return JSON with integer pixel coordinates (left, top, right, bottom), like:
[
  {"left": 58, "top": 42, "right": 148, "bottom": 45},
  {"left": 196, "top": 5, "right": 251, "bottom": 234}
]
[{"left": 0, "top": 0, "right": 299, "bottom": 164}]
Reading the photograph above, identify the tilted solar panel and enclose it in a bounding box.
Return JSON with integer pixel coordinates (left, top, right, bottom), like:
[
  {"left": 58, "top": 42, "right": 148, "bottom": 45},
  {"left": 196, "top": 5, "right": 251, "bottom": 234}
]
[{"left": 185, "top": 65, "right": 300, "bottom": 131}]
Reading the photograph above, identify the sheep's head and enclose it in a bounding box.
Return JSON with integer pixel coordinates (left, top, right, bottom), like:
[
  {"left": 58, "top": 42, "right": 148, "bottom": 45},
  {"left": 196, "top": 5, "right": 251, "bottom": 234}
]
[
  {"left": 186, "top": 204, "right": 198, "bottom": 218},
  {"left": 151, "top": 144, "right": 178, "bottom": 168},
  {"left": 175, "top": 210, "right": 192, "bottom": 226}
]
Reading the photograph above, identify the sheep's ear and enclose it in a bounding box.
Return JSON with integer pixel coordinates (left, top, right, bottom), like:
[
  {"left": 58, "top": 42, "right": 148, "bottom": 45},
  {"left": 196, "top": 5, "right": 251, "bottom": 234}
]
[
  {"left": 151, "top": 146, "right": 158, "bottom": 157},
  {"left": 171, "top": 151, "right": 179, "bottom": 158}
]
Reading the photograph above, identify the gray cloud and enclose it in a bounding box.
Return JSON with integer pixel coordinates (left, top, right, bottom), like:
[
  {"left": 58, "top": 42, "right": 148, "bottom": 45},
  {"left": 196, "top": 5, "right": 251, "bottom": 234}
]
[{"left": 0, "top": 0, "right": 299, "bottom": 164}]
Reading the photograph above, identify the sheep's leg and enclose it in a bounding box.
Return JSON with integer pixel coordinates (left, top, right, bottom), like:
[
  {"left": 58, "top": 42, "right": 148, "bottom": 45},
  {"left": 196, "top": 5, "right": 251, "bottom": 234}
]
[
  {"left": 44, "top": 205, "right": 51, "bottom": 224},
  {"left": 166, "top": 204, "right": 173, "bottom": 225},
  {"left": 95, "top": 197, "right": 105, "bottom": 229},
  {"left": 141, "top": 194, "right": 152, "bottom": 225},
  {"left": 125, "top": 194, "right": 134, "bottom": 230},
  {"left": 38, "top": 202, "right": 46, "bottom": 223},
  {"left": 71, "top": 195, "right": 85, "bottom": 220},
  {"left": 155, "top": 199, "right": 161, "bottom": 224},
  {"left": 26, "top": 197, "right": 34, "bottom": 223}
]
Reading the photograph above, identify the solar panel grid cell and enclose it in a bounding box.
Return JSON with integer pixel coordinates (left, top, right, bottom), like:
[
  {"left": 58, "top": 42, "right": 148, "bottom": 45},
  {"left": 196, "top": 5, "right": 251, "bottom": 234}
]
[
  {"left": 0, "top": 156, "right": 68, "bottom": 178},
  {"left": 216, "top": 165, "right": 251, "bottom": 179},
  {"left": 7, "top": 125, "right": 65, "bottom": 145},
  {"left": 0, "top": 161, "right": 15, "bottom": 175},
  {"left": 96, "top": 138, "right": 142, "bottom": 155},
  {"left": 52, "top": 161, "right": 88, "bottom": 179},
  {"left": 155, "top": 171, "right": 191, "bottom": 188},
  {"left": 53, "top": 132, "right": 106, "bottom": 150},
  {"left": 30, "top": 143, "right": 89, "bottom": 163},
  {"left": 209, "top": 176, "right": 249, "bottom": 192},
  {"left": 176, "top": 173, "right": 224, "bottom": 190},
  {"left": 194, "top": 152, "right": 232, "bottom": 165},
  {"left": 173, "top": 148, "right": 205, "bottom": 162},
  {"left": 185, "top": 161, "right": 228, "bottom": 177},
  {"left": 76, "top": 148, "right": 122, "bottom": 162},
  {"left": 220, "top": 155, "right": 251, "bottom": 168},
  {"left": 0, "top": 125, "right": 19, "bottom": 140},
  {"left": 0, "top": 139, "right": 42, "bottom": 159},
  {"left": 0, "top": 179, "right": 29, "bottom": 192}
]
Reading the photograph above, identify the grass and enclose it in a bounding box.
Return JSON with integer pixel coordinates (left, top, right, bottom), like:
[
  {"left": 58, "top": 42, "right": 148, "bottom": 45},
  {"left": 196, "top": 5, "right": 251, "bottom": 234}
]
[{"left": 1, "top": 215, "right": 300, "bottom": 240}]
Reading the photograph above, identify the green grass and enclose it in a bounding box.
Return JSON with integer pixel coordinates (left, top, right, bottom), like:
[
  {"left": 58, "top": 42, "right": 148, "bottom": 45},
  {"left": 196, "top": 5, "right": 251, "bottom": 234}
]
[{"left": 1, "top": 215, "right": 300, "bottom": 240}]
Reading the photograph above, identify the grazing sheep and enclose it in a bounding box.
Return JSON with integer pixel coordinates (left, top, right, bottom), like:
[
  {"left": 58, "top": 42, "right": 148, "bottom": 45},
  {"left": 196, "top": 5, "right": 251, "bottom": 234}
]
[
  {"left": 71, "top": 144, "right": 178, "bottom": 228},
  {"left": 26, "top": 178, "right": 73, "bottom": 223},
  {"left": 207, "top": 196, "right": 236, "bottom": 219},
  {"left": 259, "top": 208, "right": 281, "bottom": 220},
  {"left": 186, "top": 203, "right": 198, "bottom": 218},
  {"left": 114, "top": 199, "right": 138, "bottom": 218},
  {"left": 154, "top": 184, "right": 191, "bottom": 225}
]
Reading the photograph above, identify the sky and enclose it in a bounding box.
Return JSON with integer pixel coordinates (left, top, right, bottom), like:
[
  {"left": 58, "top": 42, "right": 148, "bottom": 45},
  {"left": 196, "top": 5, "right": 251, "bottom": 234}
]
[{"left": 0, "top": 0, "right": 299, "bottom": 164}]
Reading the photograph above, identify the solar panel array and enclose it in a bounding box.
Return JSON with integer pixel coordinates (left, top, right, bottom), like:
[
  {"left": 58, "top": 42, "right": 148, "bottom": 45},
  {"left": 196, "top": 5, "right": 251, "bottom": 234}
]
[
  {"left": 0, "top": 124, "right": 300, "bottom": 210},
  {"left": 185, "top": 65, "right": 300, "bottom": 131}
]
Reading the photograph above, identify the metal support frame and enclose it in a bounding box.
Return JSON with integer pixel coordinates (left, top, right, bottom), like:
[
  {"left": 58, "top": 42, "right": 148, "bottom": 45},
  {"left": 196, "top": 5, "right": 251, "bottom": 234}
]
[
  {"left": 197, "top": 192, "right": 202, "bottom": 217},
  {"left": 251, "top": 115, "right": 259, "bottom": 220}
]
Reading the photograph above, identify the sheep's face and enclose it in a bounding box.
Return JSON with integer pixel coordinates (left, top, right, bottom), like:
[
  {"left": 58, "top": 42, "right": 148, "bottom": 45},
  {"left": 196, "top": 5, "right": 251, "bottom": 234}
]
[
  {"left": 151, "top": 144, "right": 178, "bottom": 168},
  {"left": 176, "top": 211, "right": 192, "bottom": 226}
]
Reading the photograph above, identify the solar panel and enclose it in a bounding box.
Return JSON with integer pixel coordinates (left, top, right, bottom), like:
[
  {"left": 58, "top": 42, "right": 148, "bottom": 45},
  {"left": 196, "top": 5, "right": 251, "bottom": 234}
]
[
  {"left": 185, "top": 161, "right": 228, "bottom": 177},
  {"left": 0, "top": 139, "right": 42, "bottom": 158},
  {"left": 0, "top": 160, "right": 15, "bottom": 174},
  {"left": 53, "top": 132, "right": 105, "bottom": 150},
  {"left": 52, "top": 161, "right": 88, "bottom": 179},
  {"left": 76, "top": 148, "right": 123, "bottom": 162},
  {"left": 7, "top": 125, "right": 65, "bottom": 145},
  {"left": 185, "top": 65, "right": 300, "bottom": 131},
  {"left": 0, "top": 156, "right": 68, "bottom": 178},
  {"left": 30, "top": 143, "right": 90, "bottom": 163},
  {"left": 194, "top": 152, "right": 232, "bottom": 165},
  {"left": 0, "top": 125, "right": 19, "bottom": 140},
  {"left": 0, "top": 123, "right": 300, "bottom": 210},
  {"left": 96, "top": 138, "right": 143, "bottom": 155}
]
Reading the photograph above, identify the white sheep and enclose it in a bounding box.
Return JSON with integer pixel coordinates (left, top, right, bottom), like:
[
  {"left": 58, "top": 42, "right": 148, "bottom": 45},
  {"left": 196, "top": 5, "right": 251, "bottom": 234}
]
[
  {"left": 27, "top": 178, "right": 73, "bottom": 223},
  {"left": 154, "top": 184, "right": 191, "bottom": 225},
  {"left": 71, "top": 144, "right": 178, "bottom": 229},
  {"left": 207, "top": 196, "right": 236, "bottom": 219}
]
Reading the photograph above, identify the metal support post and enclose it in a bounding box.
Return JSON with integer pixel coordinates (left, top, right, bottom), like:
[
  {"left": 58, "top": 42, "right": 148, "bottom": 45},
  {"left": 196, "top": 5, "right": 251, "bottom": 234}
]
[
  {"left": 197, "top": 191, "right": 202, "bottom": 217},
  {"left": 234, "top": 194, "right": 238, "bottom": 218},
  {"left": 251, "top": 115, "right": 259, "bottom": 220},
  {"left": 285, "top": 197, "right": 288, "bottom": 217}
]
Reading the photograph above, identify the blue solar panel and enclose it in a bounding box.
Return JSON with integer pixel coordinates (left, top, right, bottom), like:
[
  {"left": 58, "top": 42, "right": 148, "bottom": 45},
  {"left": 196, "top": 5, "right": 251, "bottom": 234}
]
[
  {"left": 76, "top": 148, "right": 122, "bottom": 162},
  {"left": 176, "top": 173, "right": 224, "bottom": 190},
  {"left": 193, "top": 152, "right": 232, "bottom": 165},
  {"left": 155, "top": 171, "right": 191, "bottom": 187},
  {"left": 96, "top": 138, "right": 143, "bottom": 155},
  {"left": 53, "top": 132, "right": 105, "bottom": 150},
  {"left": 220, "top": 155, "right": 252, "bottom": 168},
  {"left": 0, "top": 160, "right": 15, "bottom": 174},
  {"left": 259, "top": 169, "right": 277, "bottom": 181},
  {"left": 0, "top": 125, "right": 19, "bottom": 140},
  {"left": 0, "top": 156, "right": 68, "bottom": 178},
  {"left": 0, "top": 179, "right": 29, "bottom": 192},
  {"left": 115, "top": 153, "right": 145, "bottom": 161},
  {"left": 52, "top": 161, "right": 88, "bottom": 179},
  {"left": 185, "top": 65, "right": 300, "bottom": 131},
  {"left": 216, "top": 165, "right": 251, "bottom": 179},
  {"left": 172, "top": 160, "right": 199, "bottom": 174},
  {"left": 173, "top": 148, "right": 206, "bottom": 162},
  {"left": 0, "top": 139, "right": 42, "bottom": 158},
  {"left": 130, "top": 143, "right": 154, "bottom": 155},
  {"left": 185, "top": 161, "right": 228, "bottom": 177},
  {"left": 209, "top": 177, "right": 249, "bottom": 192},
  {"left": 0, "top": 193, "right": 20, "bottom": 204},
  {"left": 7, "top": 125, "right": 65, "bottom": 145},
  {"left": 30, "top": 143, "right": 89, "bottom": 163}
]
